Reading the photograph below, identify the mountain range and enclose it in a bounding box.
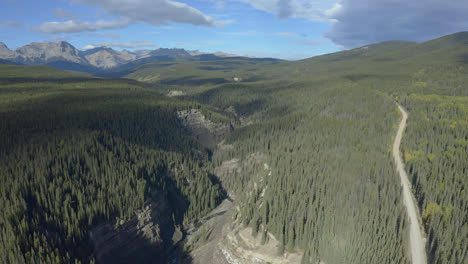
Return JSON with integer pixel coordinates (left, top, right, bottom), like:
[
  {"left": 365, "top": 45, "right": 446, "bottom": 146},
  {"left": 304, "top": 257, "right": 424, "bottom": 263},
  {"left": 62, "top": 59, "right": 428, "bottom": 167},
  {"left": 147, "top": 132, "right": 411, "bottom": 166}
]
[{"left": 0, "top": 41, "right": 241, "bottom": 72}]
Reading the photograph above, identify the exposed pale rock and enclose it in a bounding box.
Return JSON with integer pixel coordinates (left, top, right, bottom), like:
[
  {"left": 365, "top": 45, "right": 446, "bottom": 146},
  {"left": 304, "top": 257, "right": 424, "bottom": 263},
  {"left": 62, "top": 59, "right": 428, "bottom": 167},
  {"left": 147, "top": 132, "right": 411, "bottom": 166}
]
[{"left": 177, "top": 109, "right": 232, "bottom": 147}]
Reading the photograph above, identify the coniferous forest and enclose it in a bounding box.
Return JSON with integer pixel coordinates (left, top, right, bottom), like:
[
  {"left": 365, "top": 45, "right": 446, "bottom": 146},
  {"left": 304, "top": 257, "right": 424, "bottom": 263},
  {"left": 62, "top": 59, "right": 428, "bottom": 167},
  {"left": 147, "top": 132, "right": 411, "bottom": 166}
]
[
  {"left": 0, "top": 32, "right": 467, "bottom": 264},
  {"left": 0, "top": 67, "right": 224, "bottom": 263}
]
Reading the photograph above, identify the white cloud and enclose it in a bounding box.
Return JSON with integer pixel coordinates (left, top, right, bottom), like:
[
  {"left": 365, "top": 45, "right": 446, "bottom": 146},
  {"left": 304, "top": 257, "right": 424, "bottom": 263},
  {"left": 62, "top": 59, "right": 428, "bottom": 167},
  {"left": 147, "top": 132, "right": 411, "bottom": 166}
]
[
  {"left": 160, "top": 26, "right": 177, "bottom": 30},
  {"left": 33, "top": 19, "right": 131, "bottom": 34},
  {"left": 201, "top": 0, "right": 226, "bottom": 8},
  {"left": 323, "top": 3, "right": 342, "bottom": 19},
  {"left": 36, "top": 0, "right": 222, "bottom": 34},
  {"left": 46, "top": 35, "right": 71, "bottom": 42},
  {"left": 88, "top": 32, "right": 121, "bottom": 39},
  {"left": 233, "top": 0, "right": 337, "bottom": 22},
  {"left": 220, "top": 19, "right": 236, "bottom": 25},
  {"left": 92, "top": 40, "right": 157, "bottom": 49},
  {"left": 0, "top": 20, "right": 23, "bottom": 28},
  {"left": 293, "top": 38, "right": 331, "bottom": 46},
  {"left": 54, "top": 8, "right": 77, "bottom": 19},
  {"left": 273, "top": 32, "right": 298, "bottom": 38},
  {"left": 82, "top": 44, "right": 96, "bottom": 50},
  {"left": 76, "top": 0, "right": 221, "bottom": 26}
]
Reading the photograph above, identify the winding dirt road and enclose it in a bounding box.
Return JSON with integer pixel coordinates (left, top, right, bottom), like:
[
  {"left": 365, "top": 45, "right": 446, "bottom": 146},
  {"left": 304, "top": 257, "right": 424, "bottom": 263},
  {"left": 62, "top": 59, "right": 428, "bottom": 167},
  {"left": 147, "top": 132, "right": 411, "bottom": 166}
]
[{"left": 392, "top": 104, "right": 427, "bottom": 264}]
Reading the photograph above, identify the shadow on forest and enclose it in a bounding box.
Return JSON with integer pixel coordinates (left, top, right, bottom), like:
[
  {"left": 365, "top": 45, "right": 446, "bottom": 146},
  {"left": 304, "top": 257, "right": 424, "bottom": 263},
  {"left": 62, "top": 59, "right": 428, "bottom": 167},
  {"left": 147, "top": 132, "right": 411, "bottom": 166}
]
[
  {"left": 461, "top": 54, "right": 468, "bottom": 64},
  {"left": 0, "top": 77, "right": 97, "bottom": 84},
  {"left": 0, "top": 86, "right": 224, "bottom": 263},
  {"left": 0, "top": 90, "right": 207, "bottom": 158},
  {"left": 161, "top": 76, "right": 229, "bottom": 86}
]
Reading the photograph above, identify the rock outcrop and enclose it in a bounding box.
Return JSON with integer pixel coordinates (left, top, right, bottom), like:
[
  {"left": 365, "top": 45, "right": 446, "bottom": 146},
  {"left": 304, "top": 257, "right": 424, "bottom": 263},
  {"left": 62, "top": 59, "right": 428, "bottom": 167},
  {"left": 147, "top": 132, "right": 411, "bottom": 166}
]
[
  {"left": 16, "top": 41, "right": 88, "bottom": 65},
  {"left": 83, "top": 47, "right": 136, "bottom": 68},
  {"left": 218, "top": 226, "right": 303, "bottom": 264},
  {"left": 182, "top": 155, "right": 303, "bottom": 264},
  {"left": 182, "top": 199, "right": 303, "bottom": 264},
  {"left": 177, "top": 109, "right": 232, "bottom": 148},
  {"left": 90, "top": 193, "right": 182, "bottom": 264},
  {"left": 0, "top": 42, "right": 18, "bottom": 59}
]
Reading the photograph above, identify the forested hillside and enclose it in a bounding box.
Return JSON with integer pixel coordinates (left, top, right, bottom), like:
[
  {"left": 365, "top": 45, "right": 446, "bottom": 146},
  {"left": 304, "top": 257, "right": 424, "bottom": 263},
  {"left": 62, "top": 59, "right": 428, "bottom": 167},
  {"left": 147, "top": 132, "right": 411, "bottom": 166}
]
[
  {"left": 0, "top": 32, "right": 466, "bottom": 264},
  {"left": 215, "top": 83, "right": 409, "bottom": 263},
  {"left": 399, "top": 64, "right": 467, "bottom": 263},
  {"left": 121, "top": 32, "right": 467, "bottom": 264},
  {"left": 0, "top": 65, "right": 225, "bottom": 263},
  {"left": 225, "top": 33, "right": 467, "bottom": 264}
]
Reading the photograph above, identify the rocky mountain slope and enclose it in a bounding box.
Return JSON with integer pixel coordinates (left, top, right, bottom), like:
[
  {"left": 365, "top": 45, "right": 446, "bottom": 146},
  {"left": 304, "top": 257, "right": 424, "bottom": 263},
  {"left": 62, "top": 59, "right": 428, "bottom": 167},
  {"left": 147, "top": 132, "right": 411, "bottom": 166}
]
[
  {"left": 0, "top": 42, "right": 18, "bottom": 59},
  {"left": 0, "top": 41, "right": 242, "bottom": 71},
  {"left": 16, "top": 41, "right": 88, "bottom": 65},
  {"left": 82, "top": 47, "right": 136, "bottom": 69}
]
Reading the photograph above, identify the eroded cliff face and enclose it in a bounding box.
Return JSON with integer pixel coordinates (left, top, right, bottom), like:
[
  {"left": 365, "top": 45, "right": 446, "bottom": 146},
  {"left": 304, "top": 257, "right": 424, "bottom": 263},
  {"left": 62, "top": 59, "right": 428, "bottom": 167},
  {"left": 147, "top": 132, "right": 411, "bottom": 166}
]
[
  {"left": 90, "top": 192, "right": 182, "bottom": 264},
  {"left": 88, "top": 110, "right": 232, "bottom": 264},
  {"left": 182, "top": 199, "right": 303, "bottom": 264},
  {"left": 220, "top": 226, "right": 303, "bottom": 264},
  {"left": 177, "top": 109, "right": 232, "bottom": 148},
  {"left": 181, "top": 156, "right": 303, "bottom": 264}
]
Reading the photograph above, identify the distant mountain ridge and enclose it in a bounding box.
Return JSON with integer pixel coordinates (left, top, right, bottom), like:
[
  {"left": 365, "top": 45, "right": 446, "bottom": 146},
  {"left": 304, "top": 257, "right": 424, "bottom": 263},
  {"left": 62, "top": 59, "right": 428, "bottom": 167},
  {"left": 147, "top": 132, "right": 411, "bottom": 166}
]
[
  {"left": 81, "top": 47, "right": 136, "bottom": 69},
  {"left": 187, "top": 50, "right": 239, "bottom": 57},
  {"left": 0, "top": 41, "right": 244, "bottom": 71},
  {"left": 16, "top": 41, "right": 88, "bottom": 65}
]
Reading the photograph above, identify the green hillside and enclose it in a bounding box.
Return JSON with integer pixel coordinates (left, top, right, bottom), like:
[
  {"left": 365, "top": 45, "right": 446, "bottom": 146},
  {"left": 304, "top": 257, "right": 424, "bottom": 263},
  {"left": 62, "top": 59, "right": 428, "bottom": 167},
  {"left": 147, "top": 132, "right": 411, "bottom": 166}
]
[
  {"left": 0, "top": 32, "right": 467, "bottom": 264},
  {"left": 0, "top": 64, "right": 87, "bottom": 79},
  {"left": 0, "top": 65, "right": 226, "bottom": 263},
  {"left": 117, "top": 57, "right": 282, "bottom": 96},
  {"left": 124, "top": 32, "right": 467, "bottom": 264}
]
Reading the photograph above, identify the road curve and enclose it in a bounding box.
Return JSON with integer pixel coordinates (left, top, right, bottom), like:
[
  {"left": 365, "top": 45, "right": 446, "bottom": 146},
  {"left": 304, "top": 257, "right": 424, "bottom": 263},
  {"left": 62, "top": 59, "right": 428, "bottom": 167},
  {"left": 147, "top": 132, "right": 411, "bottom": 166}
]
[{"left": 392, "top": 104, "right": 427, "bottom": 264}]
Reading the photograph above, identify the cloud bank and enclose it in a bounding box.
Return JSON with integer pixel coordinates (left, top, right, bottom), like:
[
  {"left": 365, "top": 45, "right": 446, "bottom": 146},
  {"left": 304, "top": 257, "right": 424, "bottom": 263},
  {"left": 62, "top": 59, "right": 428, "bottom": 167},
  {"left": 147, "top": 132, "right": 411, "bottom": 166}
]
[
  {"left": 325, "top": 0, "right": 468, "bottom": 48},
  {"left": 35, "top": 0, "right": 468, "bottom": 50},
  {"left": 34, "top": 19, "right": 131, "bottom": 34},
  {"left": 36, "top": 0, "right": 221, "bottom": 34},
  {"left": 84, "top": 40, "right": 157, "bottom": 50},
  {"left": 236, "top": 0, "right": 335, "bottom": 22},
  {"left": 232, "top": 0, "right": 468, "bottom": 48}
]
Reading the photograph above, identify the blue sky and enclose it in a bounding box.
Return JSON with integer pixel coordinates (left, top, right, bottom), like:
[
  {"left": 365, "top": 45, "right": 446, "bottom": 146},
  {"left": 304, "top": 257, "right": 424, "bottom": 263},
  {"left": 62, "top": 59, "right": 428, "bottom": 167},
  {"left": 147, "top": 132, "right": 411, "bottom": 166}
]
[{"left": 1, "top": 0, "right": 467, "bottom": 60}]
